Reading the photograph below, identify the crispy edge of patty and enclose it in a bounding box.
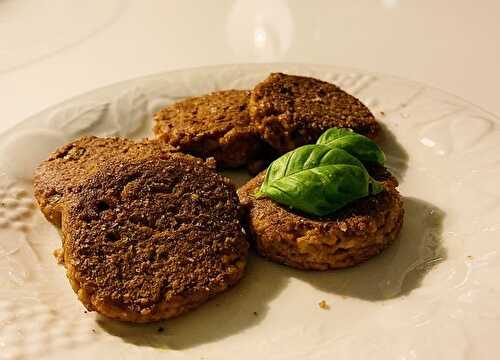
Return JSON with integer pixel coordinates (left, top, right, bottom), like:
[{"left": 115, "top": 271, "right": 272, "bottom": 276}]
[
  {"left": 153, "top": 90, "right": 265, "bottom": 168},
  {"left": 60, "top": 152, "right": 248, "bottom": 322},
  {"left": 63, "top": 244, "right": 246, "bottom": 323},
  {"left": 249, "top": 72, "right": 381, "bottom": 153},
  {"left": 33, "top": 136, "right": 175, "bottom": 228},
  {"left": 238, "top": 169, "right": 404, "bottom": 270}
]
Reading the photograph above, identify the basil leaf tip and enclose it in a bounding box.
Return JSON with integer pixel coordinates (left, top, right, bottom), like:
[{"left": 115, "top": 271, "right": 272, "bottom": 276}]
[
  {"left": 254, "top": 189, "right": 264, "bottom": 198},
  {"left": 370, "top": 178, "right": 384, "bottom": 195}
]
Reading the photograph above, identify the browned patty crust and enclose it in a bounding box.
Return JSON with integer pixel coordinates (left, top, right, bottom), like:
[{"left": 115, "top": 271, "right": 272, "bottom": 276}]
[
  {"left": 154, "top": 90, "right": 266, "bottom": 168},
  {"left": 62, "top": 152, "right": 248, "bottom": 322},
  {"left": 238, "top": 168, "right": 403, "bottom": 270},
  {"left": 33, "top": 136, "right": 175, "bottom": 227},
  {"left": 249, "top": 73, "right": 380, "bottom": 153}
]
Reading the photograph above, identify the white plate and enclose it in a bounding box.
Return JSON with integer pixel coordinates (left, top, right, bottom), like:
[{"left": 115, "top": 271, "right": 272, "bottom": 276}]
[{"left": 0, "top": 64, "right": 499, "bottom": 360}]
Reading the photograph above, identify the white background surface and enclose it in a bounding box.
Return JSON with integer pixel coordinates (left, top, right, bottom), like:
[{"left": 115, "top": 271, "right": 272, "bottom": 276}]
[{"left": 1, "top": 0, "right": 499, "bottom": 133}]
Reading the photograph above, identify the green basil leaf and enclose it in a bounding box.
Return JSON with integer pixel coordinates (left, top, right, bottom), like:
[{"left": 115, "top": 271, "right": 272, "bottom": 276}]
[
  {"left": 316, "top": 127, "right": 385, "bottom": 165},
  {"left": 257, "top": 144, "right": 383, "bottom": 216},
  {"left": 262, "top": 144, "right": 365, "bottom": 185}
]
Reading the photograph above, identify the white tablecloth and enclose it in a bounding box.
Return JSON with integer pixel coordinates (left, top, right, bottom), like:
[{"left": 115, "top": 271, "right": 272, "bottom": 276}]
[{"left": 1, "top": 0, "right": 499, "bottom": 133}]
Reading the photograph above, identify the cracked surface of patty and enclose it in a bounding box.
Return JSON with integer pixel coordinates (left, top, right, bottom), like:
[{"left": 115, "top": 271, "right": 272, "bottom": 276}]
[
  {"left": 33, "top": 136, "right": 175, "bottom": 227},
  {"left": 154, "top": 90, "right": 266, "bottom": 168},
  {"left": 61, "top": 151, "right": 248, "bottom": 322},
  {"left": 249, "top": 73, "right": 380, "bottom": 153},
  {"left": 238, "top": 167, "right": 403, "bottom": 270}
]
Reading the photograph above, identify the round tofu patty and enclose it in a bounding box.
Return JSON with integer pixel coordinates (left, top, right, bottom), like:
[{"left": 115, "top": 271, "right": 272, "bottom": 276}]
[
  {"left": 238, "top": 167, "right": 403, "bottom": 270},
  {"left": 61, "top": 152, "right": 248, "bottom": 322},
  {"left": 153, "top": 90, "right": 266, "bottom": 168},
  {"left": 249, "top": 73, "right": 380, "bottom": 153}
]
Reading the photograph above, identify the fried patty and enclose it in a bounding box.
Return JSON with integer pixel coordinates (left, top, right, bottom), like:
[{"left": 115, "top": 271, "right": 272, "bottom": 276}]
[
  {"left": 238, "top": 167, "right": 403, "bottom": 270},
  {"left": 154, "top": 90, "right": 266, "bottom": 168},
  {"left": 60, "top": 151, "right": 248, "bottom": 322},
  {"left": 33, "top": 136, "right": 175, "bottom": 227},
  {"left": 249, "top": 73, "right": 380, "bottom": 153}
]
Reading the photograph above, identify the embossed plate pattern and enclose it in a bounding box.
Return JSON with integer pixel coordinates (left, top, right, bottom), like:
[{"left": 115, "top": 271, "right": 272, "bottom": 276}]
[{"left": 0, "top": 64, "right": 499, "bottom": 360}]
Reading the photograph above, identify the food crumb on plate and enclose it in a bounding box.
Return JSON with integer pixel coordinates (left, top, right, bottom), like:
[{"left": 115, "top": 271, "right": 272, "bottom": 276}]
[
  {"left": 318, "top": 300, "right": 330, "bottom": 310},
  {"left": 53, "top": 248, "right": 64, "bottom": 264},
  {"left": 253, "top": 311, "right": 258, "bottom": 316}
]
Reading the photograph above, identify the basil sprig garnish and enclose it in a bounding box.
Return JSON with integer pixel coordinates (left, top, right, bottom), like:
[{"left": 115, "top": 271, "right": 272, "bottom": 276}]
[
  {"left": 316, "top": 127, "right": 385, "bottom": 165},
  {"left": 257, "top": 128, "right": 385, "bottom": 217}
]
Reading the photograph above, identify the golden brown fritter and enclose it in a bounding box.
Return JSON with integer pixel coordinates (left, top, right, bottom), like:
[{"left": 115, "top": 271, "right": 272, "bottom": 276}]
[
  {"left": 61, "top": 151, "right": 248, "bottom": 322},
  {"left": 33, "top": 136, "right": 175, "bottom": 227},
  {"left": 154, "top": 90, "right": 267, "bottom": 168},
  {"left": 238, "top": 167, "right": 403, "bottom": 270},
  {"left": 249, "top": 73, "right": 380, "bottom": 153}
]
